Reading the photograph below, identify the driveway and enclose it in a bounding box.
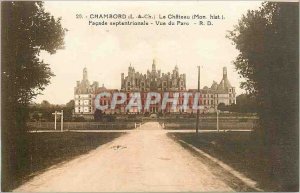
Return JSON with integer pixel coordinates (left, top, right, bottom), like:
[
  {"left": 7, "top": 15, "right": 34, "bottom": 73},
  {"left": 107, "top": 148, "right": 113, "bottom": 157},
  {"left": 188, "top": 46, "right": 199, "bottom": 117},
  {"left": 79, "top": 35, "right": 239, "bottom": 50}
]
[{"left": 15, "top": 122, "right": 233, "bottom": 192}]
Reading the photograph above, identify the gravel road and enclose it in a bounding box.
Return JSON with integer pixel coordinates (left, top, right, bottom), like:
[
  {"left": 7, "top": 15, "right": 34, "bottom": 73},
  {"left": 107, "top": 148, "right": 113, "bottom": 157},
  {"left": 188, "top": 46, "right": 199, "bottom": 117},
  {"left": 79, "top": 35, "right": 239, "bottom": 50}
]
[{"left": 14, "top": 122, "right": 233, "bottom": 192}]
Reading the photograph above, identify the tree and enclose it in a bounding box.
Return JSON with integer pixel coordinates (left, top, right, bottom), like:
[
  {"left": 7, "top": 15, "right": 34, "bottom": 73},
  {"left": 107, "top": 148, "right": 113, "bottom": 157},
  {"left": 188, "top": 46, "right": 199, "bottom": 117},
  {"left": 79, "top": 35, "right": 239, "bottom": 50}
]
[
  {"left": 40, "top": 100, "right": 51, "bottom": 108},
  {"left": 217, "top": 103, "right": 226, "bottom": 111},
  {"left": 227, "top": 2, "right": 298, "bottom": 191},
  {"left": 64, "top": 100, "right": 75, "bottom": 121},
  {"left": 1, "top": 2, "right": 66, "bottom": 190},
  {"left": 94, "top": 109, "right": 103, "bottom": 122},
  {"left": 236, "top": 94, "right": 257, "bottom": 112},
  {"left": 227, "top": 94, "right": 257, "bottom": 113},
  {"left": 66, "top": 100, "right": 75, "bottom": 109},
  {"left": 31, "top": 111, "right": 40, "bottom": 121}
]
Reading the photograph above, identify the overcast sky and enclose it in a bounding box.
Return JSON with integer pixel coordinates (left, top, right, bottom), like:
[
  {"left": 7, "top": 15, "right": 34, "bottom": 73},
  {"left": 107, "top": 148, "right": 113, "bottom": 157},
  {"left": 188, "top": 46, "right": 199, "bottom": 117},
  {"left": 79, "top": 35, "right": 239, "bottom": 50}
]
[{"left": 35, "top": 1, "right": 263, "bottom": 104}]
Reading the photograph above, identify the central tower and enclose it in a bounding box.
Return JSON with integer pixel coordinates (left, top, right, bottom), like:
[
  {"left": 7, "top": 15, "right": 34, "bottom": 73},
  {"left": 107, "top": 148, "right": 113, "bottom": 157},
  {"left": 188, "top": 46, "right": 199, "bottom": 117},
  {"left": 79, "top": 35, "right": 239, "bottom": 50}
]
[{"left": 152, "top": 59, "right": 156, "bottom": 72}]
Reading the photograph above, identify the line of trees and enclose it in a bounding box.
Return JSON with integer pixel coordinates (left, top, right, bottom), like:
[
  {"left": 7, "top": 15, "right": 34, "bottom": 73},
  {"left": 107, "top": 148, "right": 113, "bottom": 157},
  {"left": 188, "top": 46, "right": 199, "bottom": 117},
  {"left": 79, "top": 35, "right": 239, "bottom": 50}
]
[
  {"left": 1, "top": 2, "right": 66, "bottom": 191},
  {"left": 227, "top": 2, "right": 298, "bottom": 191},
  {"left": 29, "top": 100, "right": 74, "bottom": 122},
  {"left": 217, "top": 94, "right": 257, "bottom": 113}
]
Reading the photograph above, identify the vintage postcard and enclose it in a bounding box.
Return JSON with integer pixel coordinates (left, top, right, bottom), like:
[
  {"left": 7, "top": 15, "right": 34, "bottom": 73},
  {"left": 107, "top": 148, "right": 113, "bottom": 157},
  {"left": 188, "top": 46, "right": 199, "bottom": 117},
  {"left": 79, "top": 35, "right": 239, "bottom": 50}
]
[{"left": 1, "top": 1, "right": 299, "bottom": 192}]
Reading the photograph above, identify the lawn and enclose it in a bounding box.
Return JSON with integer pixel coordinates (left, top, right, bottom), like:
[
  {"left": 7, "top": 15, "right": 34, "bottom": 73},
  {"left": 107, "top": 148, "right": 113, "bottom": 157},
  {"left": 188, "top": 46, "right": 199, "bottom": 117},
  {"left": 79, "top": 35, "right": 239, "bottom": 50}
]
[
  {"left": 12, "top": 131, "right": 124, "bottom": 190},
  {"left": 169, "top": 131, "right": 279, "bottom": 191}
]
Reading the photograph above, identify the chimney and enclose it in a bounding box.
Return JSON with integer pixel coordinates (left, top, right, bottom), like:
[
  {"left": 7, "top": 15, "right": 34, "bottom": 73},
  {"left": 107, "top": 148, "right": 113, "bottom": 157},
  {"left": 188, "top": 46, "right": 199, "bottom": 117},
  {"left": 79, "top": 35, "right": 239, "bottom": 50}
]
[
  {"left": 121, "top": 73, "right": 124, "bottom": 88},
  {"left": 223, "top": 67, "right": 227, "bottom": 79},
  {"left": 83, "top": 67, "right": 88, "bottom": 81}
]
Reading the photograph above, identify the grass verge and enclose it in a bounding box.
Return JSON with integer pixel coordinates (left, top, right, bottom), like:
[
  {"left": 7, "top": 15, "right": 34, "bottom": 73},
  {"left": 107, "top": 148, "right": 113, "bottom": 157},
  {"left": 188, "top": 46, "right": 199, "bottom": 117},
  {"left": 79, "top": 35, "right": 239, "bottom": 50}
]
[
  {"left": 169, "top": 131, "right": 279, "bottom": 191},
  {"left": 12, "top": 131, "right": 124, "bottom": 190}
]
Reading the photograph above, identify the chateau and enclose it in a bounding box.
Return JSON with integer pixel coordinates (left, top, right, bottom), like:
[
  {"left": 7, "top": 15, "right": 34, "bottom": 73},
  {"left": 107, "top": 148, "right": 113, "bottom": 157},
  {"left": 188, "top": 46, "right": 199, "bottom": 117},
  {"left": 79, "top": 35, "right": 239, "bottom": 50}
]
[
  {"left": 74, "top": 67, "right": 99, "bottom": 118},
  {"left": 73, "top": 60, "right": 236, "bottom": 117},
  {"left": 121, "top": 59, "right": 186, "bottom": 92},
  {"left": 188, "top": 66, "right": 236, "bottom": 109}
]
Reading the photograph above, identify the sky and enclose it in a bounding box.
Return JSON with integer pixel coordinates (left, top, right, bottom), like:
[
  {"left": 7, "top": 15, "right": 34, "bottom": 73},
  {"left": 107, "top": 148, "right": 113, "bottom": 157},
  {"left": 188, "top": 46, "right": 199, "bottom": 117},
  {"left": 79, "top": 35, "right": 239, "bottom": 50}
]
[{"left": 35, "top": 1, "right": 263, "bottom": 105}]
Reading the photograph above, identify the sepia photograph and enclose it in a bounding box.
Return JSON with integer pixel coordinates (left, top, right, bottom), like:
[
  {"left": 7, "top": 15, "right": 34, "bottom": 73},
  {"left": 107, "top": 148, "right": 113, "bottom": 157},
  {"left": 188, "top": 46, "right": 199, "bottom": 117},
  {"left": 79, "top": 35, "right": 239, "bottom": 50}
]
[{"left": 1, "top": 1, "right": 299, "bottom": 192}]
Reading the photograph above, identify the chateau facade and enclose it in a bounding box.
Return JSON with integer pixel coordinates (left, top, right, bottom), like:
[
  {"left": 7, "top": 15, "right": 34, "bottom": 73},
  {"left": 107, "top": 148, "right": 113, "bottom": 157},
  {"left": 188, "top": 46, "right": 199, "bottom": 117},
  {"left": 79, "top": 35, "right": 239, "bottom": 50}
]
[
  {"left": 73, "top": 60, "right": 236, "bottom": 117},
  {"left": 117, "top": 63, "right": 236, "bottom": 114},
  {"left": 121, "top": 59, "right": 186, "bottom": 92}
]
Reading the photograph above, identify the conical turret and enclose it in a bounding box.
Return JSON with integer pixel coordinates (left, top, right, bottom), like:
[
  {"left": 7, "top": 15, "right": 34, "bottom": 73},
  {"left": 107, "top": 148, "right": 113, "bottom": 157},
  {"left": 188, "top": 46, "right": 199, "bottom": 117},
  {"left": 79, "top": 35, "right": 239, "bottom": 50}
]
[{"left": 218, "top": 67, "right": 232, "bottom": 90}]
